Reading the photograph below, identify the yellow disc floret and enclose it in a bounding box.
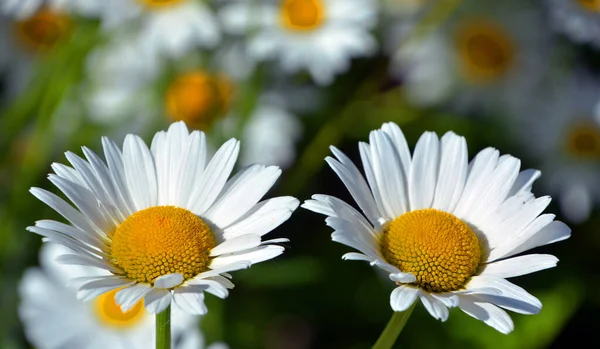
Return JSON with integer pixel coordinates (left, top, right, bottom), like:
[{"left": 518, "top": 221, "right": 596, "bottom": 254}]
[
  {"left": 137, "top": 0, "right": 184, "bottom": 10},
  {"left": 280, "top": 0, "right": 326, "bottom": 31},
  {"left": 380, "top": 208, "right": 481, "bottom": 293},
  {"left": 566, "top": 121, "right": 600, "bottom": 159},
  {"left": 456, "top": 20, "right": 514, "bottom": 83},
  {"left": 577, "top": 0, "right": 600, "bottom": 12},
  {"left": 14, "top": 7, "right": 71, "bottom": 52},
  {"left": 94, "top": 289, "right": 145, "bottom": 328},
  {"left": 111, "top": 206, "right": 216, "bottom": 285}
]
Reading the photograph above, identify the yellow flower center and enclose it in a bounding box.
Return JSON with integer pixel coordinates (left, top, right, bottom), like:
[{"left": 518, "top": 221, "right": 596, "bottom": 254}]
[
  {"left": 137, "top": 0, "right": 184, "bottom": 10},
  {"left": 566, "top": 121, "right": 600, "bottom": 159},
  {"left": 14, "top": 8, "right": 71, "bottom": 52},
  {"left": 110, "top": 206, "right": 216, "bottom": 285},
  {"left": 280, "top": 0, "right": 326, "bottom": 31},
  {"left": 456, "top": 20, "right": 514, "bottom": 84},
  {"left": 165, "top": 71, "right": 234, "bottom": 130},
  {"left": 94, "top": 289, "right": 146, "bottom": 328},
  {"left": 577, "top": 0, "right": 600, "bottom": 12},
  {"left": 380, "top": 209, "right": 481, "bottom": 293}
]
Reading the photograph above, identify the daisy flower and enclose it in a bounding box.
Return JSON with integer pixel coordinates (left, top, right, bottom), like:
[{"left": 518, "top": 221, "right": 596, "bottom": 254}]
[
  {"left": 513, "top": 72, "right": 600, "bottom": 223},
  {"left": 547, "top": 0, "right": 600, "bottom": 49},
  {"left": 303, "top": 122, "right": 570, "bottom": 333},
  {"left": 19, "top": 243, "right": 201, "bottom": 349},
  {"left": 219, "top": 0, "right": 378, "bottom": 85},
  {"left": 98, "top": 0, "right": 220, "bottom": 58},
  {"left": 28, "top": 121, "right": 299, "bottom": 315},
  {"left": 392, "top": 0, "right": 552, "bottom": 113}
]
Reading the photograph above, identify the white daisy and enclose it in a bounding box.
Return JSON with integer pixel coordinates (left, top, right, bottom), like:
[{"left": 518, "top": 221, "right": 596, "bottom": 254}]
[
  {"left": 28, "top": 121, "right": 299, "bottom": 315},
  {"left": 392, "top": 0, "right": 552, "bottom": 113},
  {"left": 19, "top": 243, "right": 200, "bottom": 349},
  {"left": 302, "top": 122, "right": 570, "bottom": 333},
  {"left": 219, "top": 0, "right": 378, "bottom": 85},
  {"left": 98, "top": 0, "right": 220, "bottom": 58},
  {"left": 547, "top": 0, "right": 600, "bottom": 49},
  {"left": 513, "top": 72, "right": 600, "bottom": 223}
]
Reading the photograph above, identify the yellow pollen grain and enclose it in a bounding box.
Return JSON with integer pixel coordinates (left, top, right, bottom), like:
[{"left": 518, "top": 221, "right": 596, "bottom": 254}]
[
  {"left": 380, "top": 208, "right": 481, "bottom": 293},
  {"left": 280, "top": 0, "right": 326, "bottom": 31},
  {"left": 165, "top": 71, "right": 233, "bottom": 130},
  {"left": 456, "top": 20, "right": 514, "bottom": 84},
  {"left": 566, "top": 121, "right": 600, "bottom": 159},
  {"left": 94, "top": 289, "right": 145, "bottom": 328},
  {"left": 137, "top": 0, "right": 184, "bottom": 10},
  {"left": 14, "top": 7, "right": 71, "bottom": 52},
  {"left": 577, "top": 0, "right": 600, "bottom": 12},
  {"left": 110, "top": 206, "right": 216, "bottom": 285}
]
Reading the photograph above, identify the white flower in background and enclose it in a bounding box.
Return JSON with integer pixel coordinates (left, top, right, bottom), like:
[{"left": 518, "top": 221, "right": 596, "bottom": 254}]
[
  {"left": 513, "top": 72, "right": 600, "bottom": 223},
  {"left": 98, "top": 0, "right": 220, "bottom": 58},
  {"left": 19, "top": 243, "right": 200, "bottom": 349},
  {"left": 392, "top": 0, "right": 551, "bottom": 114},
  {"left": 83, "top": 34, "right": 159, "bottom": 126},
  {"left": 547, "top": 0, "right": 600, "bottom": 49},
  {"left": 240, "top": 94, "right": 302, "bottom": 169},
  {"left": 303, "top": 122, "right": 570, "bottom": 333},
  {"left": 220, "top": 0, "right": 378, "bottom": 85},
  {"left": 28, "top": 122, "right": 299, "bottom": 315}
]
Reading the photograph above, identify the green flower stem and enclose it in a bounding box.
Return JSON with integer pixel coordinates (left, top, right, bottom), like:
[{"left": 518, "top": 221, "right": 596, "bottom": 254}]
[
  {"left": 372, "top": 303, "right": 416, "bottom": 349},
  {"left": 156, "top": 305, "right": 171, "bottom": 349}
]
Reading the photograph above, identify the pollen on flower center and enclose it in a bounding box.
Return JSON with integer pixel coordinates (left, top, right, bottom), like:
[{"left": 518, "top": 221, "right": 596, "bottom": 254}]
[
  {"left": 137, "top": 0, "right": 184, "bottom": 10},
  {"left": 110, "top": 206, "right": 216, "bottom": 285},
  {"left": 380, "top": 208, "right": 481, "bottom": 293},
  {"left": 566, "top": 121, "right": 600, "bottom": 159},
  {"left": 280, "top": 0, "right": 325, "bottom": 31},
  {"left": 456, "top": 20, "right": 514, "bottom": 83},
  {"left": 577, "top": 0, "right": 600, "bottom": 12},
  {"left": 14, "top": 8, "right": 71, "bottom": 52},
  {"left": 94, "top": 289, "right": 145, "bottom": 328},
  {"left": 165, "top": 71, "right": 233, "bottom": 130}
]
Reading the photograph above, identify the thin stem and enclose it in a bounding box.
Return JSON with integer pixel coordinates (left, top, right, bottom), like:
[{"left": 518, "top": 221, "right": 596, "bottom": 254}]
[
  {"left": 372, "top": 303, "right": 416, "bottom": 349},
  {"left": 156, "top": 305, "right": 171, "bottom": 349}
]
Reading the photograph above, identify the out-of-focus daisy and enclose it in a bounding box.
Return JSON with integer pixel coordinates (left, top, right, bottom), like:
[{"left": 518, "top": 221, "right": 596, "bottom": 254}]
[
  {"left": 547, "top": 0, "right": 600, "bottom": 49},
  {"left": 240, "top": 94, "right": 302, "bottom": 169},
  {"left": 514, "top": 72, "right": 600, "bottom": 223},
  {"left": 97, "top": 0, "right": 220, "bottom": 58},
  {"left": 19, "top": 243, "right": 200, "bottom": 349},
  {"left": 392, "top": 0, "right": 551, "bottom": 113},
  {"left": 219, "top": 0, "right": 378, "bottom": 85},
  {"left": 28, "top": 121, "right": 299, "bottom": 314},
  {"left": 303, "top": 122, "right": 570, "bottom": 333}
]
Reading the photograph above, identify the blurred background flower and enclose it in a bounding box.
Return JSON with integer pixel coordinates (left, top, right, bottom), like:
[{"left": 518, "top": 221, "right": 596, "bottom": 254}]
[{"left": 0, "top": 0, "right": 596, "bottom": 348}]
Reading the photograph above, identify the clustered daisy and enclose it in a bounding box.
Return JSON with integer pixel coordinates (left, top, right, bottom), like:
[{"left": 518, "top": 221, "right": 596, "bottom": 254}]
[
  {"left": 303, "top": 122, "right": 570, "bottom": 333},
  {"left": 28, "top": 121, "right": 299, "bottom": 314}
]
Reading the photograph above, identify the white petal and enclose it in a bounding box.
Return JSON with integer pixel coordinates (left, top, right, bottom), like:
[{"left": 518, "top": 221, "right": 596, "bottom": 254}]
[
  {"left": 185, "top": 279, "right": 229, "bottom": 299},
  {"left": 144, "top": 289, "right": 173, "bottom": 314},
  {"left": 204, "top": 165, "right": 281, "bottom": 227},
  {"left": 453, "top": 148, "right": 499, "bottom": 218},
  {"left": 491, "top": 221, "right": 571, "bottom": 261},
  {"left": 507, "top": 169, "right": 540, "bottom": 197},
  {"left": 101, "top": 137, "right": 135, "bottom": 216},
  {"left": 154, "top": 273, "right": 184, "bottom": 289},
  {"left": 210, "top": 234, "right": 262, "bottom": 256},
  {"left": 341, "top": 252, "right": 372, "bottom": 262},
  {"left": 210, "top": 245, "right": 284, "bottom": 268},
  {"left": 408, "top": 132, "right": 440, "bottom": 210},
  {"left": 173, "top": 289, "right": 207, "bottom": 315},
  {"left": 116, "top": 283, "right": 152, "bottom": 312},
  {"left": 223, "top": 196, "right": 299, "bottom": 239},
  {"left": 390, "top": 286, "right": 419, "bottom": 312},
  {"left": 465, "top": 276, "right": 542, "bottom": 314},
  {"left": 480, "top": 254, "right": 558, "bottom": 279},
  {"left": 419, "top": 293, "right": 449, "bottom": 321},
  {"left": 381, "top": 122, "right": 411, "bottom": 176},
  {"left": 123, "top": 134, "right": 158, "bottom": 210},
  {"left": 458, "top": 296, "right": 514, "bottom": 334},
  {"left": 432, "top": 132, "right": 468, "bottom": 212},
  {"left": 326, "top": 146, "right": 381, "bottom": 225},
  {"left": 389, "top": 272, "right": 417, "bottom": 283},
  {"left": 188, "top": 139, "right": 240, "bottom": 215},
  {"left": 76, "top": 278, "right": 134, "bottom": 302}
]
